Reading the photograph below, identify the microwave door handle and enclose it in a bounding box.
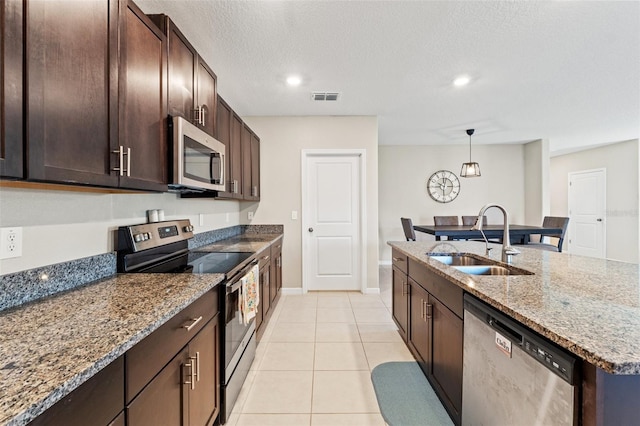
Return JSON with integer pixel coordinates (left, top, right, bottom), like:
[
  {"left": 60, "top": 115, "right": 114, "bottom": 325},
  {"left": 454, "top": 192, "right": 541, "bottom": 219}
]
[{"left": 209, "top": 152, "right": 224, "bottom": 185}]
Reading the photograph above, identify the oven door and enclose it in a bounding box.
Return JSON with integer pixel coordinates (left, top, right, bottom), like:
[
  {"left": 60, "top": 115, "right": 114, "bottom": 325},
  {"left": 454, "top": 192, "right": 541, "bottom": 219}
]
[{"left": 224, "top": 276, "right": 256, "bottom": 374}]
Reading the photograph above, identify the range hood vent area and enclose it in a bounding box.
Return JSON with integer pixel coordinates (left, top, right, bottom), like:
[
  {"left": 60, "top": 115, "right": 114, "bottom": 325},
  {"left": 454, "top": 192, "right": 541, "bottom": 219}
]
[{"left": 311, "top": 92, "right": 340, "bottom": 101}]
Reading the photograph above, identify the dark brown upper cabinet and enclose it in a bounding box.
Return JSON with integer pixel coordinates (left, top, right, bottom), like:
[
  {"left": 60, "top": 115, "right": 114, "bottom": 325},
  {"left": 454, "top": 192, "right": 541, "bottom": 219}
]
[
  {"left": 1, "top": 0, "right": 24, "bottom": 179},
  {"left": 118, "top": 0, "right": 168, "bottom": 191},
  {"left": 215, "top": 96, "right": 243, "bottom": 199},
  {"left": 24, "top": 0, "right": 167, "bottom": 191},
  {"left": 148, "top": 15, "right": 217, "bottom": 138},
  {"left": 26, "top": 0, "right": 120, "bottom": 187},
  {"left": 242, "top": 124, "right": 260, "bottom": 201}
]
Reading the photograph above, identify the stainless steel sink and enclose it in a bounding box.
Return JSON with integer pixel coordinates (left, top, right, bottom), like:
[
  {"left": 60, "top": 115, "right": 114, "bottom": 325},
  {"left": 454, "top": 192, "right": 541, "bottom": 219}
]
[
  {"left": 427, "top": 253, "right": 533, "bottom": 276},
  {"left": 427, "top": 253, "right": 494, "bottom": 266},
  {"left": 453, "top": 265, "right": 514, "bottom": 275}
]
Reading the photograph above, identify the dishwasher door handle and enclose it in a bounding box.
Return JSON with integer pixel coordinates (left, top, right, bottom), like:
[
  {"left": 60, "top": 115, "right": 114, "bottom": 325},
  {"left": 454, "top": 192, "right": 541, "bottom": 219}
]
[{"left": 488, "top": 317, "right": 523, "bottom": 344}]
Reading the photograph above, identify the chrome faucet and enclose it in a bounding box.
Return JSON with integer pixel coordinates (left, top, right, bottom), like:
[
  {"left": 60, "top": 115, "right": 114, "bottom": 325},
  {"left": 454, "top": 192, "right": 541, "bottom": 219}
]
[{"left": 471, "top": 203, "right": 520, "bottom": 264}]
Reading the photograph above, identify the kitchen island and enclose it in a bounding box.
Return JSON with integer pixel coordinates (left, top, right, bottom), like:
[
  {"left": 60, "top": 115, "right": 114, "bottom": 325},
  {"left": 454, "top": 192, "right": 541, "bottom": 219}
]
[{"left": 388, "top": 240, "right": 640, "bottom": 425}]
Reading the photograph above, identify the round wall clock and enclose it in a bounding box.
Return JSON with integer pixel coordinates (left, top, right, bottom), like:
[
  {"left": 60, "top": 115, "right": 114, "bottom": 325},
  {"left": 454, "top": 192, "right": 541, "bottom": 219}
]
[{"left": 427, "top": 170, "right": 460, "bottom": 203}]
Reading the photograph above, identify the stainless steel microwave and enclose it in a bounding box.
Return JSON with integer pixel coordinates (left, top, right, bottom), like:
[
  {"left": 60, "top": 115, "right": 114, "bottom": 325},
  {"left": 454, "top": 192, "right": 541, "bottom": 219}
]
[{"left": 170, "top": 116, "right": 225, "bottom": 192}]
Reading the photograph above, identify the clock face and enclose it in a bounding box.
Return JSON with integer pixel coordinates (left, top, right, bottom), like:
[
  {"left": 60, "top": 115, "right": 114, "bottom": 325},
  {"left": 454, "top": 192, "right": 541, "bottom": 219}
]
[{"left": 427, "top": 170, "right": 461, "bottom": 203}]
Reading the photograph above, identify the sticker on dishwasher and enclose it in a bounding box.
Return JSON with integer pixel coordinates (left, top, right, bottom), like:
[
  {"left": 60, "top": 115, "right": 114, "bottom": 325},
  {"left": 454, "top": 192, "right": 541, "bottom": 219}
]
[{"left": 495, "top": 332, "right": 512, "bottom": 358}]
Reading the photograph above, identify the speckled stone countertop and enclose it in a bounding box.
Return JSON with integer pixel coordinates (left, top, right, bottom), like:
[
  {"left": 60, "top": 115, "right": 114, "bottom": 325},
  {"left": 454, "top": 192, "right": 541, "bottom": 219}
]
[
  {"left": 195, "top": 233, "right": 283, "bottom": 254},
  {"left": 0, "top": 231, "right": 283, "bottom": 426},
  {"left": 388, "top": 240, "right": 640, "bottom": 375}
]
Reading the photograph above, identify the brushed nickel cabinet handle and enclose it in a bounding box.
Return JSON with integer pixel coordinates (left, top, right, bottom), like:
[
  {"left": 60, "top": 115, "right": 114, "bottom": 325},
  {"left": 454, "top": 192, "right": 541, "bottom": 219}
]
[
  {"left": 201, "top": 105, "right": 206, "bottom": 127},
  {"left": 183, "top": 316, "right": 203, "bottom": 332},
  {"left": 112, "top": 146, "right": 124, "bottom": 176},
  {"left": 262, "top": 255, "right": 270, "bottom": 261},
  {"left": 392, "top": 257, "right": 401, "bottom": 262},
  {"left": 426, "top": 303, "right": 433, "bottom": 320},
  {"left": 125, "top": 147, "right": 131, "bottom": 177},
  {"left": 189, "top": 352, "right": 200, "bottom": 382},
  {"left": 401, "top": 280, "right": 406, "bottom": 296}
]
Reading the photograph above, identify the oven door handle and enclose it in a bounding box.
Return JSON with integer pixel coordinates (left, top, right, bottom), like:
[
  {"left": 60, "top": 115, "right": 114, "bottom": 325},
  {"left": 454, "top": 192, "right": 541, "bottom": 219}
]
[{"left": 226, "top": 260, "right": 259, "bottom": 294}]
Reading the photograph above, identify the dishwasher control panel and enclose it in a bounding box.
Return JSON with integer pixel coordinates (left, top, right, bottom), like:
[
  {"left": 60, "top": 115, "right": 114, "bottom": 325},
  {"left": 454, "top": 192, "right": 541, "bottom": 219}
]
[{"left": 523, "top": 338, "right": 574, "bottom": 383}]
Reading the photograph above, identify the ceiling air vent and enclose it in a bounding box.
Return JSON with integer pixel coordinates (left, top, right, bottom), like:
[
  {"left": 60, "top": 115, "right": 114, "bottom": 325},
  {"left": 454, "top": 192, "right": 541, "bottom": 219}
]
[{"left": 311, "top": 92, "right": 340, "bottom": 101}]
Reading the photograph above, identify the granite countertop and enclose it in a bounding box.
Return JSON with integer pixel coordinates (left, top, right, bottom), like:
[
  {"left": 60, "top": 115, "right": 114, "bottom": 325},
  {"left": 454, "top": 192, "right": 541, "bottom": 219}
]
[
  {"left": 194, "top": 233, "right": 283, "bottom": 254},
  {"left": 0, "top": 231, "right": 283, "bottom": 426},
  {"left": 388, "top": 240, "right": 640, "bottom": 375}
]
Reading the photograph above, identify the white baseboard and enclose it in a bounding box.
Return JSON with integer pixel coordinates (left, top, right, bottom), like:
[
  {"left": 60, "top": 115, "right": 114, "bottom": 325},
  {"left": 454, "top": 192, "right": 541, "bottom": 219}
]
[
  {"left": 379, "top": 260, "right": 392, "bottom": 266},
  {"left": 364, "top": 287, "right": 381, "bottom": 295},
  {"left": 280, "top": 288, "right": 304, "bottom": 296}
]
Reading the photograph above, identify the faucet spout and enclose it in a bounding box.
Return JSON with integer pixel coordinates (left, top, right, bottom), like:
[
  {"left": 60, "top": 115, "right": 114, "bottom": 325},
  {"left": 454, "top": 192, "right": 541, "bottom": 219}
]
[{"left": 472, "top": 203, "right": 520, "bottom": 264}]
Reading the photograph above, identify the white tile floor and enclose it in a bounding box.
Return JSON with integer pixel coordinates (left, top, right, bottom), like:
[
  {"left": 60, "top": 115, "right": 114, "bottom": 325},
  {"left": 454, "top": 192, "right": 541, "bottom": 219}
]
[{"left": 225, "top": 266, "right": 410, "bottom": 426}]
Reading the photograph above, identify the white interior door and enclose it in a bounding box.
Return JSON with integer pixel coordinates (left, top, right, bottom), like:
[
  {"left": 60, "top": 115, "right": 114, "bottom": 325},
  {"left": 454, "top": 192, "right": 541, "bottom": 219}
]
[
  {"left": 568, "top": 169, "right": 606, "bottom": 258},
  {"left": 303, "top": 152, "right": 363, "bottom": 291}
]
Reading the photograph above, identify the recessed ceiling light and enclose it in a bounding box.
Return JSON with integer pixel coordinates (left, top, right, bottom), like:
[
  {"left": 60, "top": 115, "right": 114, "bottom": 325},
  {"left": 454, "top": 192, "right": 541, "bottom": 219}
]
[
  {"left": 453, "top": 76, "right": 471, "bottom": 87},
  {"left": 286, "top": 75, "right": 302, "bottom": 86}
]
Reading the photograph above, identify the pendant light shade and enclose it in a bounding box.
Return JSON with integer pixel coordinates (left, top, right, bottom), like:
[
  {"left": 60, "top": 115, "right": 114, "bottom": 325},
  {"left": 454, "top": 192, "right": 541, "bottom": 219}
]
[{"left": 460, "top": 128, "right": 481, "bottom": 177}]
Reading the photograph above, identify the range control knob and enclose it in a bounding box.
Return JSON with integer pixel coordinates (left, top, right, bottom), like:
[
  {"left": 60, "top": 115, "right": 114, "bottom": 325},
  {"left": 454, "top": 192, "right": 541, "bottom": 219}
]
[
  {"left": 134, "top": 234, "right": 143, "bottom": 243},
  {"left": 183, "top": 225, "right": 194, "bottom": 233}
]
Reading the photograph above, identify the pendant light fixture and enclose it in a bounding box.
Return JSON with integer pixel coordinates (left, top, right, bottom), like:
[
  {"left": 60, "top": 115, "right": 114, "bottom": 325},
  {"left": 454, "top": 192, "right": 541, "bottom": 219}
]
[{"left": 460, "top": 128, "right": 481, "bottom": 177}]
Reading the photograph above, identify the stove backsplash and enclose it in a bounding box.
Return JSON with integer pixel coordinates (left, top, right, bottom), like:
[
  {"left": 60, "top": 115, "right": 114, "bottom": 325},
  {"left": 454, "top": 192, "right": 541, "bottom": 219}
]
[{"left": 0, "top": 224, "right": 283, "bottom": 312}]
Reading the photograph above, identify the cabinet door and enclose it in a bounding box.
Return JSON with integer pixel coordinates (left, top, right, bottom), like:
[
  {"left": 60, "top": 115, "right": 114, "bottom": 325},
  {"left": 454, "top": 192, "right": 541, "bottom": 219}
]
[
  {"left": 118, "top": 0, "right": 167, "bottom": 191},
  {"left": 215, "top": 97, "right": 234, "bottom": 197},
  {"left": 127, "top": 347, "right": 188, "bottom": 426},
  {"left": 163, "top": 18, "right": 196, "bottom": 122},
  {"left": 241, "top": 124, "right": 252, "bottom": 199},
  {"left": 0, "top": 0, "right": 24, "bottom": 179},
  {"left": 261, "top": 264, "right": 270, "bottom": 317},
  {"left": 26, "top": 0, "right": 118, "bottom": 187},
  {"left": 187, "top": 317, "right": 220, "bottom": 426},
  {"left": 431, "top": 298, "right": 463, "bottom": 423},
  {"left": 229, "top": 112, "right": 244, "bottom": 198},
  {"left": 249, "top": 132, "right": 260, "bottom": 200},
  {"left": 196, "top": 59, "right": 217, "bottom": 137},
  {"left": 391, "top": 266, "right": 408, "bottom": 341},
  {"left": 409, "top": 279, "right": 431, "bottom": 370}
]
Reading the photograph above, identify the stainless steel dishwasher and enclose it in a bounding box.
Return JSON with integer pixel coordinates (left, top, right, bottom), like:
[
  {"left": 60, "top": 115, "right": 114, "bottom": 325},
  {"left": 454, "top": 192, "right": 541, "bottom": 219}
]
[{"left": 462, "top": 294, "right": 579, "bottom": 425}]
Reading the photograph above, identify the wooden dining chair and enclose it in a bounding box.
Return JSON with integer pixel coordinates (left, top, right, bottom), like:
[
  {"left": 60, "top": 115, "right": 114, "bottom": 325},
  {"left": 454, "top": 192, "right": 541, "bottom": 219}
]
[
  {"left": 462, "top": 216, "right": 487, "bottom": 227},
  {"left": 433, "top": 216, "right": 459, "bottom": 241},
  {"left": 527, "top": 216, "right": 570, "bottom": 252},
  {"left": 401, "top": 217, "right": 416, "bottom": 241}
]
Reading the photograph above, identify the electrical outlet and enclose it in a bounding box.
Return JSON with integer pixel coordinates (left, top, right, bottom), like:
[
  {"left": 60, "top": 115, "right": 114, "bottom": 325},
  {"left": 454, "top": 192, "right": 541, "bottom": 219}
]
[
  {"left": 0, "top": 227, "right": 23, "bottom": 259},
  {"left": 226, "top": 213, "right": 230, "bottom": 223},
  {"left": 248, "top": 211, "right": 254, "bottom": 220},
  {"left": 291, "top": 210, "right": 298, "bottom": 220},
  {"left": 199, "top": 213, "right": 204, "bottom": 226}
]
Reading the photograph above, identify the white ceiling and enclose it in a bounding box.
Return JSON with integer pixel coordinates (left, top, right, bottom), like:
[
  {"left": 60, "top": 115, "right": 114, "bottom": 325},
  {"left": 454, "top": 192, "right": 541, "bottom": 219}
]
[{"left": 137, "top": 0, "right": 640, "bottom": 155}]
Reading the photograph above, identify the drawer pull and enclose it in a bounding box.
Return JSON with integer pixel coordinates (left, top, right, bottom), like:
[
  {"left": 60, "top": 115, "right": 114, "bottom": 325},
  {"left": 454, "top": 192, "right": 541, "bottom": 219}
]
[
  {"left": 392, "top": 257, "right": 401, "bottom": 262},
  {"left": 262, "top": 255, "right": 270, "bottom": 261},
  {"left": 182, "top": 316, "right": 203, "bottom": 332},
  {"left": 189, "top": 351, "right": 200, "bottom": 382}
]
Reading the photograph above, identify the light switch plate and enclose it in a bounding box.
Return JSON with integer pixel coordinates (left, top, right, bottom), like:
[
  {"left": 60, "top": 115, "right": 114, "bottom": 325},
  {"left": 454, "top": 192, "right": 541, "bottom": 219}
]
[
  {"left": 291, "top": 210, "right": 298, "bottom": 220},
  {"left": 0, "top": 227, "right": 23, "bottom": 259}
]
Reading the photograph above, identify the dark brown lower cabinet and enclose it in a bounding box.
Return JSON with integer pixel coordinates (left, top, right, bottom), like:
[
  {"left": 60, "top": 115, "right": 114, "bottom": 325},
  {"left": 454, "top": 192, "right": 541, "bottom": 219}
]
[
  {"left": 408, "top": 278, "right": 431, "bottom": 371},
  {"left": 29, "top": 356, "right": 124, "bottom": 426},
  {"left": 391, "top": 265, "right": 409, "bottom": 341},
  {"left": 404, "top": 258, "right": 463, "bottom": 425},
  {"left": 127, "top": 316, "right": 220, "bottom": 426},
  {"left": 430, "top": 297, "right": 463, "bottom": 424}
]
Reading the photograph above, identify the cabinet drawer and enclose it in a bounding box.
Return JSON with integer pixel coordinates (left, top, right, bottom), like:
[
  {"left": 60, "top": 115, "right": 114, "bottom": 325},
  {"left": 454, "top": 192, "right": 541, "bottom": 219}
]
[
  {"left": 30, "top": 356, "right": 124, "bottom": 426},
  {"left": 257, "top": 247, "right": 271, "bottom": 269},
  {"left": 391, "top": 249, "right": 408, "bottom": 273},
  {"left": 126, "top": 289, "right": 218, "bottom": 403},
  {"left": 271, "top": 238, "right": 282, "bottom": 258},
  {"left": 408, "top": 258, "right": 463, "bottom": 318}
]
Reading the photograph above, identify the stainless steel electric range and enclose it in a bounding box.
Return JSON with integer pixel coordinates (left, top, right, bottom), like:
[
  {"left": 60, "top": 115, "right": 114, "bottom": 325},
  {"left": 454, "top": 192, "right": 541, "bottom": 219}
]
[{"left": 117, "top": 219, "right": 257, "bottom": 424}]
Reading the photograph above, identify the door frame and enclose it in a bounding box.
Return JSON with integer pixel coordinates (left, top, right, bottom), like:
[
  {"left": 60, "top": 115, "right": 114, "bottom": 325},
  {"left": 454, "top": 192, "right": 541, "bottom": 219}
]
[
  {"left": 568, "top": 167, "right": 606, "bottom": 258},
  {"left": 301, "top": 149, "right": 367, "bottom": 294}
]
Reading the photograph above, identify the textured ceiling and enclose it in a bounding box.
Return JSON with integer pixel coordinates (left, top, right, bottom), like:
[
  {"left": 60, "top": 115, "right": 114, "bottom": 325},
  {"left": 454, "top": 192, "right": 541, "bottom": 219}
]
[{"left": 136, "top": 0, "right": 640, "bottom": 154}]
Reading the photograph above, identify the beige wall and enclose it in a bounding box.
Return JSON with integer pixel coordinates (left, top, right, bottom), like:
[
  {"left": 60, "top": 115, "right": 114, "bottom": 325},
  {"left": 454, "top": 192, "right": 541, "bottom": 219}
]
[
  {"left": 0, "top": 188, "right": 241, "bottom": 274},
  {"left": 241, "top": 116, "right": 379, "bottom": 291},
  {"left": 524, "top": 139, "right": 550, "bottom": 225},
  {"left": 378, "top": 144, "right": 528, "bottom": 261},
  {"left": 550, "top": 139, "right": 639, "bottom": 263}
]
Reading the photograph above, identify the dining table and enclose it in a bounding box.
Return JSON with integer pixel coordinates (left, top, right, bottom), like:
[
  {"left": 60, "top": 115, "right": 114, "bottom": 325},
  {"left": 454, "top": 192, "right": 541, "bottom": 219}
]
[{"left": 413, "top": 224, "right": 563, "bottom": 244}]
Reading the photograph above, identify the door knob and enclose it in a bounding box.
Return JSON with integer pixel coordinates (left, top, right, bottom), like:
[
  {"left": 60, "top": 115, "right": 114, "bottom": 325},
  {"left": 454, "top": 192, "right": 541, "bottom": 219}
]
[
  {"left": 597, "top": 218, "right": 603, "bottom": 222},
  {"left": 308, "top": 227, "right": 314, "bottom": 233}
]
